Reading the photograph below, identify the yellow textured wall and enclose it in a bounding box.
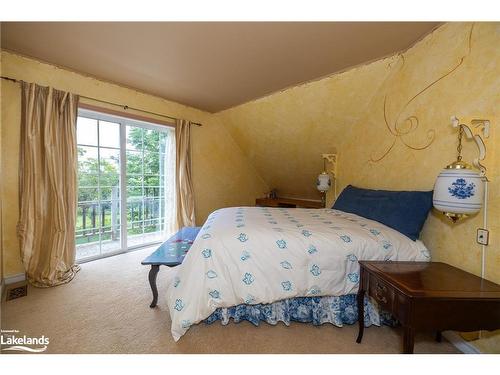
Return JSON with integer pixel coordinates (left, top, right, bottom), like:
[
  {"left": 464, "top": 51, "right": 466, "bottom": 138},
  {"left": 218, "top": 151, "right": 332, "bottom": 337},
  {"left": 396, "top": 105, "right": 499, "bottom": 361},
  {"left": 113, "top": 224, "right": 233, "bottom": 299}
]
[
  {"left": 219, "top": 22, "right": 500, "bottom": 284},
  {"left": 217, "top": 56, "right": 391, "bottom": 200},
  {"left": 340, "top": 22, "right": 500, "bottom": 284},
  {"left": 0, "top": 51, "right": 268, "bottom": 277}
]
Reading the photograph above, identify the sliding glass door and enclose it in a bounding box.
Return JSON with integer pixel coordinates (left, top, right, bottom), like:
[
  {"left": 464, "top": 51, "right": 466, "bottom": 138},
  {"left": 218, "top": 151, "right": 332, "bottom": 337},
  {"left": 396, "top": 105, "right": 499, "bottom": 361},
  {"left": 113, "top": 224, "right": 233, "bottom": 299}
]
[
  {"left": 125, "top": 125, "right": 176, "bottom": 248},
  {"left": 75, "top": 109, "right": 175, "bottom": 261}
]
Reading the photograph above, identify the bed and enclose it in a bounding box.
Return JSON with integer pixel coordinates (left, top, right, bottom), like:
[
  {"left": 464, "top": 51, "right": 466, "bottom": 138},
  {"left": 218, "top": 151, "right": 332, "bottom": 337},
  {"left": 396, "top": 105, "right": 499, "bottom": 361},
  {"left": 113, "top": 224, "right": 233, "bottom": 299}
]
[{"left": 165, "top": 195, "right": 432, "bottom": 341}]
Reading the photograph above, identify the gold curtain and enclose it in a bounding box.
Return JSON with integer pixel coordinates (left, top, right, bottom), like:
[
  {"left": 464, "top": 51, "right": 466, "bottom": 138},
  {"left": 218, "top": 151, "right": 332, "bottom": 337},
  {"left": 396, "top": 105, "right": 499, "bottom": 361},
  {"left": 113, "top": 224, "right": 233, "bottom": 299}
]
[
  {"left": 175, "top": 119, "right": 196, "bottom": 228},
  {"left": 18, "top": 82, "right": 80, "bottom": 287}
]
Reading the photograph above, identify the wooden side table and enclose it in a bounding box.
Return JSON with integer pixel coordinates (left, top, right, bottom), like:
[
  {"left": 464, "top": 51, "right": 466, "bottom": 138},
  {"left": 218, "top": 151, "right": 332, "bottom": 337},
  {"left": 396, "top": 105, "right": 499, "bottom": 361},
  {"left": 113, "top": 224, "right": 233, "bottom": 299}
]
[
  {"left": 356, "top": 261, "right": 500, "bottom": 354},
  {"left": 255, "top": 197, "right": 323, "bottom": 209}
]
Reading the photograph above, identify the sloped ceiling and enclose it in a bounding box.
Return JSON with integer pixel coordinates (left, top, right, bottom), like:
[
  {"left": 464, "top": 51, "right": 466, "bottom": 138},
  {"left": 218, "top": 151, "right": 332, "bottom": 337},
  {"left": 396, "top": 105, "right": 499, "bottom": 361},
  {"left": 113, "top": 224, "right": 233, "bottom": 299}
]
[
  {"left": 1, "top": 22, "right": 439, "bottom": 112},
  {"left": 217, "top": 55, "right": 394, "bottom": 201}
]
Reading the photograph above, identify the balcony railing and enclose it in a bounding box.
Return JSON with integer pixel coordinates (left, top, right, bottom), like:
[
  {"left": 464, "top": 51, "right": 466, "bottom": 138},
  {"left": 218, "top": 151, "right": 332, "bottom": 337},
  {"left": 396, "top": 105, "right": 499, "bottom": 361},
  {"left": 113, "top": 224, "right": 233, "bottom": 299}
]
[{"left": 76, "top": 185, "right": 167, "bottom": 256}]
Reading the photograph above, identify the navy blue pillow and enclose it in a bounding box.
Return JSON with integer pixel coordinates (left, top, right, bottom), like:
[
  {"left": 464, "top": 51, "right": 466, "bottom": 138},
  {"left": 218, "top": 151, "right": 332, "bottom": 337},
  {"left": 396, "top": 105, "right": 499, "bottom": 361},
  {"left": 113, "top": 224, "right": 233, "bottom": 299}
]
[{"left": 332, "top": 185, "right": 433, "bottom": 241}]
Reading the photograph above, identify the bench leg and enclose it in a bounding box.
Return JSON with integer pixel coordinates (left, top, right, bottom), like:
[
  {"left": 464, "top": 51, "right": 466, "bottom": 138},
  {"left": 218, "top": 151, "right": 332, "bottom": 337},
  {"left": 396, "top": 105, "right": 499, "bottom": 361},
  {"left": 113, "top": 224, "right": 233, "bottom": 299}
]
[{"left": 148, "top": 265, "right": 160, "bottom": 308}]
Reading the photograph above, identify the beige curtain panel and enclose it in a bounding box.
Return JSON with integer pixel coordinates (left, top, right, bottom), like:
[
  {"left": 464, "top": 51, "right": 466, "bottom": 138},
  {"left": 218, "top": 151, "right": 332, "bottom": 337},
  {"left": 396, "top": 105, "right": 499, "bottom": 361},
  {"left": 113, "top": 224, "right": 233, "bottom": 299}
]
[
  {"left": 18, "top": 82, "right": 80, "bottom": 287},
  {"left": 175, "top": 119, "right": 196, "bottom": 228}
]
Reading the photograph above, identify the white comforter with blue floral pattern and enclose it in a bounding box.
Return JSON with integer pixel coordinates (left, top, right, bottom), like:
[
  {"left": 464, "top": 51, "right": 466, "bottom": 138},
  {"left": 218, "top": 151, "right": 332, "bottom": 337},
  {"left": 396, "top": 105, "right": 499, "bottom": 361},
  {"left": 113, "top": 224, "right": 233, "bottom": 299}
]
[{"left": 166, "top": 207, "right": 430, "bottom": 341}]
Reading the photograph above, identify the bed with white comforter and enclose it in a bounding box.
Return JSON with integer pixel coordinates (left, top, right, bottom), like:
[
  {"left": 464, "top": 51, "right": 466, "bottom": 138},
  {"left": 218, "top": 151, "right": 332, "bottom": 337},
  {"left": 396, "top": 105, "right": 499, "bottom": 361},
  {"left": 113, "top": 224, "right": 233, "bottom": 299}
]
[{"left": 166, "top": 206, "right": 430, "bottom": 341}]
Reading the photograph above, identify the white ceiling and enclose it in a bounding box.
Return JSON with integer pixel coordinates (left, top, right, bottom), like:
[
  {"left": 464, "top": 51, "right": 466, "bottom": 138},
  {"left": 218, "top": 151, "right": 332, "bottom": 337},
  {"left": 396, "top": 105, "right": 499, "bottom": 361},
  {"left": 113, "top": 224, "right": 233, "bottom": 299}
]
[{"left": 1, "top": 22, "right": 440, "bottom": 112}]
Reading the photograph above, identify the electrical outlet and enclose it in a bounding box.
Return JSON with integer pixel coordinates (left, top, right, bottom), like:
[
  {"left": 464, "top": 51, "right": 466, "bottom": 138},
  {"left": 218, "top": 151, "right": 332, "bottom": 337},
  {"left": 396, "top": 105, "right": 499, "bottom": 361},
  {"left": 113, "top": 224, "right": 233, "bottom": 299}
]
[{"left": 477, "top": 228, "right": 489, "bottom": 246}]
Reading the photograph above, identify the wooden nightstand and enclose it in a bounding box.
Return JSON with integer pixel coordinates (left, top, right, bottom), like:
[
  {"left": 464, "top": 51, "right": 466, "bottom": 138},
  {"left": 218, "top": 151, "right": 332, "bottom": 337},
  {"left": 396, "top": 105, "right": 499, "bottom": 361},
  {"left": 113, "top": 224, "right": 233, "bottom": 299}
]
[
  {"left": 255, "top": 197, "right": 323, "bottom": 209},
  {"left": 356, "top": 261, "right": 500, "bottom": 354}
]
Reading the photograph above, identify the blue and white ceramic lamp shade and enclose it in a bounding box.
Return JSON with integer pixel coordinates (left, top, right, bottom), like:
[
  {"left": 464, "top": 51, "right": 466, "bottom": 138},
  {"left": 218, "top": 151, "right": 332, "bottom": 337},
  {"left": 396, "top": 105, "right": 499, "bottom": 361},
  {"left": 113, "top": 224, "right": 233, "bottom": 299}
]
[{"left": 433, "top": 166, "right": 484, "bottom": 219}]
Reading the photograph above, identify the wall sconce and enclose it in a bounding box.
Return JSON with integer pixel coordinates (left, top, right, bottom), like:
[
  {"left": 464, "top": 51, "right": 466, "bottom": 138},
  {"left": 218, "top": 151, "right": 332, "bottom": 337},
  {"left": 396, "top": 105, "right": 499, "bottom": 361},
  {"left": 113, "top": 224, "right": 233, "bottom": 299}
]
[
  {"left": 433, "top": 116, "right": 490, "bottom": 223},
  {"left": 316, "top": 153, "right": 337, "bottom": 207}
]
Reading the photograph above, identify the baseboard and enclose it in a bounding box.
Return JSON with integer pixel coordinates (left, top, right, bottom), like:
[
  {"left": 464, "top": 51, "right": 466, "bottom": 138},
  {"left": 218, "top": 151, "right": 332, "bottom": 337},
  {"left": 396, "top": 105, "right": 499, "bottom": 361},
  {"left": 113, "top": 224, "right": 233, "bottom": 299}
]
[
  {"left": 3, "top": 272, "right": 26, "bottom": 285},
  {"left": 443, "top": 331, "right": 482, "bottom": 354}
]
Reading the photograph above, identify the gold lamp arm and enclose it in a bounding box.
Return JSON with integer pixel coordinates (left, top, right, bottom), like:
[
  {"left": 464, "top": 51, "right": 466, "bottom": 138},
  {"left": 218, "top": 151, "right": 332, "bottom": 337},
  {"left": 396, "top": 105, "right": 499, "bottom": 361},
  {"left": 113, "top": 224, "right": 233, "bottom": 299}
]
[
  {"left": 321, "top": 153, "right": 338, "bottom": 200},
  {"left": 450, "top": 116, "right": 489, "bottom": 177}
]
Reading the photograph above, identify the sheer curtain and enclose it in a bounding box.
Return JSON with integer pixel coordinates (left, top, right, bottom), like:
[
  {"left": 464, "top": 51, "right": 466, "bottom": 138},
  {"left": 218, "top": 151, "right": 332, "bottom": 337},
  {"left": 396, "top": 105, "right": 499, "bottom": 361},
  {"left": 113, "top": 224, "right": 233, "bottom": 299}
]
[
  {"left": 175, "top": 119, "right": 196, "bottom": 228},
  {"left": 18, "top": 82, "right": 80, "bottom": 287},
  {"left": 161, "top": 126, "right": 177, "bottom": 237}
]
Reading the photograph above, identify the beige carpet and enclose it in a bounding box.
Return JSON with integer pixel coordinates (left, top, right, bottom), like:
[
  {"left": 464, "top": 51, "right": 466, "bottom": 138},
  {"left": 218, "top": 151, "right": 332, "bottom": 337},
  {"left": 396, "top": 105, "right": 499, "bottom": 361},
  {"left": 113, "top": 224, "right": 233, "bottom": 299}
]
[{"left": 1, "top": 248, "right": 460, "bottom": 354}]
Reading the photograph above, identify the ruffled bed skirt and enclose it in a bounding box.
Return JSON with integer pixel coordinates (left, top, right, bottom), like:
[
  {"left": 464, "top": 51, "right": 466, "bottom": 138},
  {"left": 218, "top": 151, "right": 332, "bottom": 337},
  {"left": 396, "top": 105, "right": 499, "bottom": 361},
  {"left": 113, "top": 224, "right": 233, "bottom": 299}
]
[{"left": 205, "top": 294, "right": 394, "bottom": 328}]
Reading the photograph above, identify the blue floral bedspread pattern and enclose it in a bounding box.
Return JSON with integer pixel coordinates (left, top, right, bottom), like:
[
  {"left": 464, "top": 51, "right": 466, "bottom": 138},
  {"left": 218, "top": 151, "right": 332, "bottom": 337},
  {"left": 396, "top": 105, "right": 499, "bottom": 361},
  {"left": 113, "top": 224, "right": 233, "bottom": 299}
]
[
  {"left": 206, "top": 294, "right": 395, "bottom": 327},
  {"left": 166, "top": 207, "right": 429, "bottom": 341}
]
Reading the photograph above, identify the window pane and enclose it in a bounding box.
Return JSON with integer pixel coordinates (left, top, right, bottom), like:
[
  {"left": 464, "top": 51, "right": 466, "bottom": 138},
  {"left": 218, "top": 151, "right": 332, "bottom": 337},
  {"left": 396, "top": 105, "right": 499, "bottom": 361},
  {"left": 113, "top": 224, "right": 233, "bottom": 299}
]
[
  {"left": 127, "top": 200, "right": 143, "bottom": 225},
  {"left": 144, "top": 174, "right": 159, "bottom": 186},
  {"left": 127, "top": 187, "right": 142, "bottom": 198},
  {"left": 78, "top": 187, "right": 99, "bottom": 203},
  {"left": 126, "top": 150, "right": 143, "bottom": 174},
  {"left": 144, "top": 186, "right": 159, "bottom": 199},
  {"left": 144, "top": 151, "right": 160, "bottom": 174},
  {"left": 77, "top": 117, "right": 98, "bottom": 146},
  {"left": 143, "top": 129, "right": 159, "bottom": 152},
  {"left": 126, "top": 126, "right": 142, "bottom": 151},
  {"left": 76, "top": 203, "right": 100, "bottom": 234},
  {"left": 126, "top": 175, "right": 142, "bottom": 189},
  {"left": 99, "top": 148, "right": 120, "bottom": 174},
  {"left": 100, "top": 201, "right": 121, "bottom": 254},
  {"left": 143, "top": 198, "right": 154, "bottom": 220},
  {"left": 78, "top": 146, "right": 99, "bottom": 174},
  {"left": 100, "top": 185, "right": 120, "bottom": 201},
  {"left": 78, "top": 172, "right": 99, "bottom": 187},
  {"left": 98, "top": 120, "right": 120, "bottom": 149},
  {"left": 144, "top": 218, "right": 160, "bottom": 234},
  {"left": 99, "top": 201, "right": 112, "bottom": 227}
]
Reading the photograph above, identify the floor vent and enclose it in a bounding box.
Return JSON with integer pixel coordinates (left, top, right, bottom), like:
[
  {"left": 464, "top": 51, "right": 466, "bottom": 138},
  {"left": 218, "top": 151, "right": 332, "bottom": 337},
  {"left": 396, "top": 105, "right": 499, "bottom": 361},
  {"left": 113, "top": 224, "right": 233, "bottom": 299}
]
[{"left": 6, "top": 285, "right": 28, "bottom": 301}]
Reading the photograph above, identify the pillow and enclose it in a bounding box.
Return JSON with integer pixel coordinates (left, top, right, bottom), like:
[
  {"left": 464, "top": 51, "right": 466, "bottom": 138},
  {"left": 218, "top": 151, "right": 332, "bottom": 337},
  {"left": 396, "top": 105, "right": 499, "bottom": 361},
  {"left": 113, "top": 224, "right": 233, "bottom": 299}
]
[{"left": 332, "top": 185, "right": 433, "bottom": 241}]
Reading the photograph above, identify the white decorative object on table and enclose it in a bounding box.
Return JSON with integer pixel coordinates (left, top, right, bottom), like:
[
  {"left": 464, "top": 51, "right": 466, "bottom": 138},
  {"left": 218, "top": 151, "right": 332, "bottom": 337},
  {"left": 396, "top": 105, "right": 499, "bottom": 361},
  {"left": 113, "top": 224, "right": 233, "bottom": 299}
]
[
  {"left": 317, "top": 153, "right": 337, "bottom": 207},
  {"left": 316, "top": 172, "right": 331, "bottom": 208},
  {"left": 316, "top": 172, "right": 331, "bottom": 192}
]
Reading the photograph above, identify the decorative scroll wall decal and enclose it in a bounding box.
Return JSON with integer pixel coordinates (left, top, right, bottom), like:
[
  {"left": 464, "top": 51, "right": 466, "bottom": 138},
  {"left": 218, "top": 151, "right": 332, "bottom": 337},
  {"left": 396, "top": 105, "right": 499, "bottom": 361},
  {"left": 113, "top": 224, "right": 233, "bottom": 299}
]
[{"left": 370, "top": 24, "right": 475, "bottom": 163}]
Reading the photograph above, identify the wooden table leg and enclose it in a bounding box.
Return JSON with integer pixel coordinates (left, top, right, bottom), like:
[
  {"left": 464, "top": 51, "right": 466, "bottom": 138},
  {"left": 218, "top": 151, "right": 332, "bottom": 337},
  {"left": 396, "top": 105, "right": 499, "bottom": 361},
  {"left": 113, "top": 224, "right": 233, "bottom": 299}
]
[
  {"left": 356, "top": 274, "right": 365, "bottom": 344},
  {"left": 148, "top": 265, "right": 160, "bottom": 308},
  {"left": 403, "top": 326, "right": 415, "bottom": 354}
]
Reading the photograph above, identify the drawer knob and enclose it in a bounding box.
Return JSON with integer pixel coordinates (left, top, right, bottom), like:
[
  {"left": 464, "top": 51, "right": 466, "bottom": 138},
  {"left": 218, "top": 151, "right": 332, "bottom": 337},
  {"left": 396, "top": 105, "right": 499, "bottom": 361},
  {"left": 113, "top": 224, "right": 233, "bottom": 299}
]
[
  {"left": 375, "top": 283, "right": 388, "bottom": 303},
  {"left": 376, "top": 283, "right": 387, "bottom": 292},
  {"left": 375, "top": 291, "right": 387, "bottom": 304}
]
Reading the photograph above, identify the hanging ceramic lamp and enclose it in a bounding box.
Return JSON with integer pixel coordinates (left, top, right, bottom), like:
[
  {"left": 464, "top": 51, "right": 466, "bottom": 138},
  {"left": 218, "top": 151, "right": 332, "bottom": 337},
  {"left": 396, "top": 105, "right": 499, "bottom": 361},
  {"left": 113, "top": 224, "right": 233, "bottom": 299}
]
[
  {"left": 433, "top": 160, "right": 484, "bottom": 222},
  {"left": 433, "top": 124, "right": 484, "bottom": 222}
]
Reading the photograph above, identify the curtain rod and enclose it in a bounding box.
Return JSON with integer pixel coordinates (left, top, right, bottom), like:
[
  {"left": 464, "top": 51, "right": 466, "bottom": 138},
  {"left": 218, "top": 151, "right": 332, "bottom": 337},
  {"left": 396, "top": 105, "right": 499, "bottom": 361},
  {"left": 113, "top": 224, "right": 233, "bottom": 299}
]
[{"left": 0, "top": 75, "right": 203, "bottom": 127}]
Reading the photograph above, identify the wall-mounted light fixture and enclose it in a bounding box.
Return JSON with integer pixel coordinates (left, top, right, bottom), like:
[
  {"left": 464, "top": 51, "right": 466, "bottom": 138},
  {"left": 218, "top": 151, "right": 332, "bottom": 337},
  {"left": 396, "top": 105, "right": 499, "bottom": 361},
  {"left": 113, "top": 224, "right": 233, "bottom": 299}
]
[
  {"left": 316, "top": 154, "right": 337, "bottom": 207},
  {"left": 433, "top": 116, "right": 490, "bottom": 223}
]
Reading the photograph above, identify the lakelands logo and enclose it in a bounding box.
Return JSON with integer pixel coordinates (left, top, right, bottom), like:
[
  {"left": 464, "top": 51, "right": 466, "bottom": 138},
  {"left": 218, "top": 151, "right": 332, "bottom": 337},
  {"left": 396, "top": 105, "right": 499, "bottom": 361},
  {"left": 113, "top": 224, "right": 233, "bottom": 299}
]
[{"left": 1, "top": 329, "right": 49, "bottom": 353}]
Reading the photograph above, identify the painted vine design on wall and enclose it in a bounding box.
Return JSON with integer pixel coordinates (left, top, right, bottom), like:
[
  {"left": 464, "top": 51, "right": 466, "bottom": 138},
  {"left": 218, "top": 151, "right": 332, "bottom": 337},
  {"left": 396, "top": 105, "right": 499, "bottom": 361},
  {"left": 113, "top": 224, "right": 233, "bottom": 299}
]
[{"left": 370, "top": 23, "right": 475, "bottom": 163}]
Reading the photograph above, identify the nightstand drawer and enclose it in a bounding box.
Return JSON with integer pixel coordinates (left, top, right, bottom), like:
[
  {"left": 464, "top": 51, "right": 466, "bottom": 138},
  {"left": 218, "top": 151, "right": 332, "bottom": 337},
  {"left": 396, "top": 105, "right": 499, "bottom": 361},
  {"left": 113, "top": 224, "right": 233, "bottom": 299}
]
[{"left": 368, "top": 275, "right": 395, "bottom": 312}]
